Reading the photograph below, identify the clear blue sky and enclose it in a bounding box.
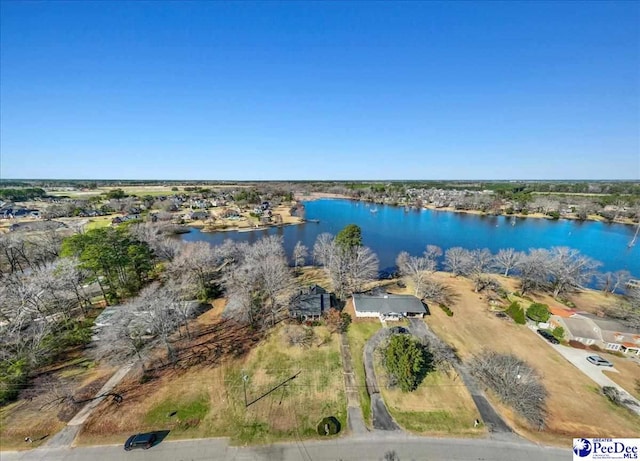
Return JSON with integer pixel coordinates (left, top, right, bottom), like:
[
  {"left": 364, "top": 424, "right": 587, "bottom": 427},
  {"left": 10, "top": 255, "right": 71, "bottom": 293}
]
[{"left": 1, "top": 1, "right": 638, "bottom": 180}]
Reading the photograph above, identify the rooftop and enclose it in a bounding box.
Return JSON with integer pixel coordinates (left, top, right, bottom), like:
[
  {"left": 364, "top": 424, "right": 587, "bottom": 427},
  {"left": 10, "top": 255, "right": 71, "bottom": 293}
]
[{"left": 353, "top": 294, "right": 427, "bottom": 315}]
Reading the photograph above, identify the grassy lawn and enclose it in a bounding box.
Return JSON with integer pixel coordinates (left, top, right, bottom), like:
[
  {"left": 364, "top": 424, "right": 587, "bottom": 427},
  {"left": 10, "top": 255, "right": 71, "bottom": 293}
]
[
  {"left": 344, "top": 316, "right": 381, "bottom": 427},
  {"left": 85, "top": 215, "right": 113, "bottom": 230},
  {"left": 375, "top": 358, "right": 484, "bottom": 437},
  {"left": 79, "top": 324, "right": 346, "bottom": 446},
  {"left": 424, "top": 272, "right": 640, "bottom": 446}
]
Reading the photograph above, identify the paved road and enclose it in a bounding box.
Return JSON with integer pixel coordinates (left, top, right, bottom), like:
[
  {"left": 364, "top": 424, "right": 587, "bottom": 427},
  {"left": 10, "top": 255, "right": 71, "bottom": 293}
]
[
  {"left": 407, "top": 319, "right": 513, "bottom": 435},
  {"left": 363, "top": 328, "right": 400, "bottom": 431},
  {"left": 2, "top": 434, "right": 570, "bottom": 461}
]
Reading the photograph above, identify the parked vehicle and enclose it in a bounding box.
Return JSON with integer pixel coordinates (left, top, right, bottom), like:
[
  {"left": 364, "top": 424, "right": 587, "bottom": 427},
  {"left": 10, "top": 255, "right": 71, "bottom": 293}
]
[
  {"left": 536, "top": 329, "right": 559, "bottom": 344},
  {"left": 124, "top": 433, "right": 157, "bottom": 451},
  {"left": 586, "top": 355, "right": 613, "bottom": 367}
]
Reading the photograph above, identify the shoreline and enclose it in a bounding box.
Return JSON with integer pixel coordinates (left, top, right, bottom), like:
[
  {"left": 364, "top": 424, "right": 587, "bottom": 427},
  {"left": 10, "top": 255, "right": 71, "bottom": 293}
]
[
  {"left": 296, "top": 193, "right": 638, "bottom": 226},
  {"left": 192, "top": 220, "right": 306, "bottom": 233}
]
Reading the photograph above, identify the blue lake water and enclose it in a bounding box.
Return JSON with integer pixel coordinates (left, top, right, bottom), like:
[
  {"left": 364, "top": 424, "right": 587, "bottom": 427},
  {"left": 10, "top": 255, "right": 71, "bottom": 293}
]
[{"left": 182, "top": 199, "right": 639, "bottom": 278}]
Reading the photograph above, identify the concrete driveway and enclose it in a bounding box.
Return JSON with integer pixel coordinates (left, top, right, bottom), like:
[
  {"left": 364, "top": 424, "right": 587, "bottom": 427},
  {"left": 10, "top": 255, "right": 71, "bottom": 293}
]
[{"left": 529, "top": 326, "right": 640, "bottom": 416}]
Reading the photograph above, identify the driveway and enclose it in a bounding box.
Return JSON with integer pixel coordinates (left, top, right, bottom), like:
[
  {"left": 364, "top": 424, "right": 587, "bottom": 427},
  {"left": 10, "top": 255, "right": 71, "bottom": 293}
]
[
  {"left": 363, "top": 328, "right": 400, "bottom": 431},
  {"left": 547, "top": 342, "right": 640, "bottom": 415},
  {"left": 339, "top": 333, "right": 368, "bottom": 434},
  {"left": 407, "top": 319, "right": 513, "bottom": 435}
]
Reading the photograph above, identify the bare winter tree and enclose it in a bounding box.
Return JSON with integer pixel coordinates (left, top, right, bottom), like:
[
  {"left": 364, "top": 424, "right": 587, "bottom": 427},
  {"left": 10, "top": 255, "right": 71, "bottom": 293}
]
[
  {"left": 223, "top": 236, "right": 293, "bottom": 327},
  {"left": 396, "top": 251, "right": 436, "bottom": 298},
  {"left": 132, "top": 284, "right": 182, "bottom": 362},
  {"left": 346, "top": 246, "right": 379, "bottom": 294},
  {"left": 424, "top": 244, "right": 443, "bottom": 263},
  {"left": 596, "top": 270, "right": 632, "bottom": 294},
  {"left": 469, "top": 351, "right": 547, "bottom": 429},
  {"left": 547, "top": 247, "right": 601, "bottom": 297},
  {"left": 52, "top": 257, "right": 91, "bottom": 313},
  {"left": 518, "top": 249, "right": 552, "bottom": 295},
  {"left": 468, "top": 248, "right": 493, "bottom": 275},
  {"left": 443, "top": 247, "right": 472, "bottom": 276},
  {"left": 292, "top": 241, "right": 308, "bottom": 270},
  {"left": 421, "top": 278, "right": 456, "bottom": 306},
  {"left": 246, "top": 236, "right": 293, "bottom": 325},
  {"left": 313, "top": 234, "right": 378, "bottom": 299},
  {"left": 91, "top": 306, "right": 148, "bottom": 369},
  {"left": 312, "top": 233, "right": 334, "bottom": 266},
  {"left": 493, "top": 248, "right": 523, "bottom": 277},
  {"left": 130, "top": 222, "right": 182, "bottom": 261},
  {"left": 170, "top": 241, "right": 228, "bottom": 300}
]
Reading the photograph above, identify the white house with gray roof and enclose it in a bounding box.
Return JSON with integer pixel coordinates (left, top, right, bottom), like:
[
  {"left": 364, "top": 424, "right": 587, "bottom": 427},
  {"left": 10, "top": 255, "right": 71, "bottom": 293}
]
[
  {"left": 352, "top": 294, "right": 427, "bottom": 321},
  {"left": 551, "top": 312, "right": 640, "bottom": 355}
]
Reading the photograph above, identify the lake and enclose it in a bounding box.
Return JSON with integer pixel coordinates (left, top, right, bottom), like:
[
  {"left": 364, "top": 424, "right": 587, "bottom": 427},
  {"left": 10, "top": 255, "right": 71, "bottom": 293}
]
[{"left": 182, "top": 199, "right": 639, "bottom": 278}]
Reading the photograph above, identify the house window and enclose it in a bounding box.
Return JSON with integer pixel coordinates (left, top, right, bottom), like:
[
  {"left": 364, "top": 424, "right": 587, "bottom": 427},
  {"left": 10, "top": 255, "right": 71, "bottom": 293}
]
[{"left": 606, "top": 343, "right": 620, "bottom": 351}]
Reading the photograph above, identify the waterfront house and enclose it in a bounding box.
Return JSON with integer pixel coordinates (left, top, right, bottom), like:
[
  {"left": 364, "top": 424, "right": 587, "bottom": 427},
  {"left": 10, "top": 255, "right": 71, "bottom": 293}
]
[
  {"left": 289, "top": 285, "right": 334, "bottom": 320},
  {"left": 352, "top": 294, "right": 427, "bottom": 321}
]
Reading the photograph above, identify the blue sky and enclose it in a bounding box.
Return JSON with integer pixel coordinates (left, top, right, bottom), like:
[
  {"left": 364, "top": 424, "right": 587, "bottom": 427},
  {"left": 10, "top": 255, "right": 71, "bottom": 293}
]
[{"left": 1, "top": 1, "right": 638, "bottom": 180}]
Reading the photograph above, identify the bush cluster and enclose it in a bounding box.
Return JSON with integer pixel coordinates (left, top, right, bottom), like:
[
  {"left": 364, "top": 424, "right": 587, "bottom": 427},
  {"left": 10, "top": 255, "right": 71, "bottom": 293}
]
[
  {"left": 439, "top": 304, "right": 454, "bottom": 317},
  {"left": 506, "top": 301, "right": 526, "bottom": 324},
  {"left": 526, "top": 303, "right": 550, "bottom": 323}
]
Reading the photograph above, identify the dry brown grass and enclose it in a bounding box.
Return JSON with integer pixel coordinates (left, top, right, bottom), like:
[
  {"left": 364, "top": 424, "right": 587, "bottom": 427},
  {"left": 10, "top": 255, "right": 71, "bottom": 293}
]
[
  {"left": 0, "top": 365, "right": 115, "bottom": 450},
  {"left": 377, "top": 362, "right": 484, "bottom": 437},
  {"left": 603, "top": 357, "right": 640, "bottom": 400},
  {"left": 78, "top": 324, "right": 346, "bottom": 446},
  {"left": 423, "top": 273, "right": 640, "bottom": 446}
]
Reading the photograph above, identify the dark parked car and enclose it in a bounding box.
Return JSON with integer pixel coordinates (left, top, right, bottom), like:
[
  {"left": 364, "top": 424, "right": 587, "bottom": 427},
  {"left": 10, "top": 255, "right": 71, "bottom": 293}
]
[
  {"left": 536, "top": 329, "right": 559, "bottom": 344},
  {"left": 124, "top": 433, "right": 157, "bottom": 451},
  {"left": 586, "top": 355, "right": 613, "bottom": 367}
]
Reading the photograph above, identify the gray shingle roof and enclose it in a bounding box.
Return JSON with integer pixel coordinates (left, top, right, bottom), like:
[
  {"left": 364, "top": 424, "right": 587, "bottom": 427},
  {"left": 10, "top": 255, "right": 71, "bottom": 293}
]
[
  {"left": 353, "top": 294, "right": 427, "bottom": 315},
  {"left": 561, "top": 317, "right": 602, "bottom": 341}
]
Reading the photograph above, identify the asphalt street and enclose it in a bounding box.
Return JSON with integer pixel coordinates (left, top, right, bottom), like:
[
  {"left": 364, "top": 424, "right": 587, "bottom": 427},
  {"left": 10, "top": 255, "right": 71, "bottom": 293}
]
[{"left": 2, "top": 433, "right": 570, "bottom": 461}]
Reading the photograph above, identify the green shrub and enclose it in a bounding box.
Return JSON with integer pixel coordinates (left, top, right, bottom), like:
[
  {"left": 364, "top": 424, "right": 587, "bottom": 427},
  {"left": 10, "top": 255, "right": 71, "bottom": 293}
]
[
  {"left": 0, "top": 358, "right": 29, "bottom": 405},
  {"left": 526, "top": 303, "right": 550, "bottom": 323},
  {"left": 439, "top": 304, "right": 453, "bottom": 316},
  {"left": 317, "top": 416, "right": 341, "bottom": 435},
  {"left": 506, "top": 301, "right": 526, "bottom": 324},
  {"left": 552, "top": 326, "right": 565, "bottom": 340},
  {"left": 383, "top": 335, "right": 433, "bottom": 392}
]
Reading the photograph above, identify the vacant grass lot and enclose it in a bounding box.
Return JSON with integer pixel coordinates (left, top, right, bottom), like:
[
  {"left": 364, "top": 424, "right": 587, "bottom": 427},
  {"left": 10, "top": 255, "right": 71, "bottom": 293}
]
[
  {"left": 423, "top": 272, "right": 640, "bottom": 446},
  {"left": 79, "top": 325, "right": 346, "bottom": 446}
]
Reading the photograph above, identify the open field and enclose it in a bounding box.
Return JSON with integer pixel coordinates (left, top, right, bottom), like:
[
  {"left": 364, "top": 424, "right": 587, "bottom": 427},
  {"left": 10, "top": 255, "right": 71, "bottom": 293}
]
[
  {"left": 46, "top": 184, "right": 247, "bottom": 199},
  {"left": 419, "top": 272, "right": 640, "bottom": 446},
  {"left": 78, "top": 324, "right": 346, "bottom": 446}
]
